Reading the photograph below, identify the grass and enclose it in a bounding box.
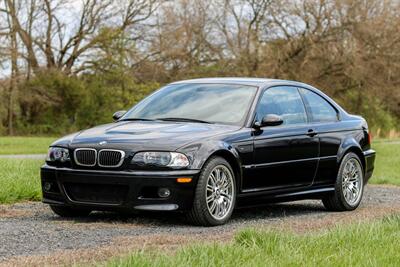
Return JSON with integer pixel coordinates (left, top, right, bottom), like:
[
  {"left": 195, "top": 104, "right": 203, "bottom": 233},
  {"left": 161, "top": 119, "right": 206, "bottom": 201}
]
[
  {"left": 0, "top": 136, "right": 55, "bottom": 154},
  {"left": 0, "top": 159, "right": 43, "bottom": 204},
  {"left": 105, "top": 216, "right": 400, "bottom": 267},
  {"left": 370, "top": 140, "right": 400, "bottom": 186}
]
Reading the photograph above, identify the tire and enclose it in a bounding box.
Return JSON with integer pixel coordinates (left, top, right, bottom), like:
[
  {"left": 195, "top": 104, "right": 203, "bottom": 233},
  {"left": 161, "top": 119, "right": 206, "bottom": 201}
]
[
  {"left": 322, "top": 152, "right": 364, "bottom": 211},
  {"left": 50, "top": 205, "right": 92, "bottom": 217},
  {"left": 187, "top": 156, "right": 236, "bottom": 226}
]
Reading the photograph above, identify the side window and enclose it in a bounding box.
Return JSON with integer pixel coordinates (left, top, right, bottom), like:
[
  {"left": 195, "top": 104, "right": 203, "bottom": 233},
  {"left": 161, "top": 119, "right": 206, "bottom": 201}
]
[
  {"left": 256, "top": 87, "right": 307, "bottom": 125},
  {"left": 300, "top": 89, "right": 338, "bottom": 123}
]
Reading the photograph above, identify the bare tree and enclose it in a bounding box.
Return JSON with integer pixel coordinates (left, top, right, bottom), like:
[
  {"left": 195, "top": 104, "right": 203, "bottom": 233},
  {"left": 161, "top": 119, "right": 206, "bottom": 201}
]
[
  {"left": 1, "top": 0, "right": 161, "bottom": 74},
  {"left": 1, "top": 0, "right": 19, "bottom": 134},
  {"left": 146, "top": 0, "right": 221, "bottom": 80},
  {"left": 215, "top": 0, "right": 272, "bottom": 75}
]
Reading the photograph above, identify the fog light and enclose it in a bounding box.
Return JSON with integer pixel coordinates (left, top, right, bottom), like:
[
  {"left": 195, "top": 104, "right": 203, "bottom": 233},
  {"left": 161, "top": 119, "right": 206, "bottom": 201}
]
[
  {"left": 43, "top": 182, "right": 52, "bottom": 192},
  {"left": 158, "top": 188, "right": 170, "bottom": 198}
]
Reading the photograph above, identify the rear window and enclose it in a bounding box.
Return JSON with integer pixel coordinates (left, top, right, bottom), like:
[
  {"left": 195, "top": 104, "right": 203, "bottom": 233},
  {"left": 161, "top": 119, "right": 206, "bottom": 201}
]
[{"left": 300, "top": 89, "right": 338, "bottom": 122}]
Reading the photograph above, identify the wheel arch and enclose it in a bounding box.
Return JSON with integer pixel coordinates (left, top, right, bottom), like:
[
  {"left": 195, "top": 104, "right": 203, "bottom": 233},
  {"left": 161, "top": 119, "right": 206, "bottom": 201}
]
[
  {"left": 204, "top": 149, "right": 243, "bottom": 191},
  {"left": 337, "top": 141, "right": 366, "bottom": 175}
]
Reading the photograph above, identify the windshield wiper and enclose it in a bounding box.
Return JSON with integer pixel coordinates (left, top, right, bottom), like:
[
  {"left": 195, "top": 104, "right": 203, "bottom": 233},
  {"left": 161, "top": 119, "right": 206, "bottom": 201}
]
[
  {"left": 157, "top": 117, "right": 213, "bottom": 124},
  {"left": 119, "top": 118, "right": 156, "bottom": 122}
]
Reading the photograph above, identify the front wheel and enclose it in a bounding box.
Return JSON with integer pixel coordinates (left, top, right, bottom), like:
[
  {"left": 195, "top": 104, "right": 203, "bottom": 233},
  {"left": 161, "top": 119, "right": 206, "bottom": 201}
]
[
  {"left": 187, "top": 156, "right": 236, "bottom": 226},
  {"left": 322, "top": 152, "right": 364, "bottom": 211}
]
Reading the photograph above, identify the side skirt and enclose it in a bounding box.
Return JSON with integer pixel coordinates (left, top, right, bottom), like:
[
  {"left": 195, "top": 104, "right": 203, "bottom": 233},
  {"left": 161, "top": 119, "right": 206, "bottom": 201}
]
[{"left": 236, "top": 186, "right": 334, "bottom": 208}]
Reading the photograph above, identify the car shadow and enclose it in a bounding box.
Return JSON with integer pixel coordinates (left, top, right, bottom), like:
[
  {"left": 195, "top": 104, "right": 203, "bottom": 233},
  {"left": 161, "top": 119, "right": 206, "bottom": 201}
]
[{"left": 48, "top": 200, "right": 327, "bottom": 227}]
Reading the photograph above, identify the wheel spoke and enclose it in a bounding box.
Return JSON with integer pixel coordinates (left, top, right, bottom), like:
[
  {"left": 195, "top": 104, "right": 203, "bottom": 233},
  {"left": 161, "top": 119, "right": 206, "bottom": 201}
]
[
  {"left": 220, "top": 172, "right": 226, "bottom": 184},
  {"left": 217, "top": 202, "right": 222, "bottom": 216},
  {"left": 222, "top": 202, "right": 227, "bottom": 215},
  {"left": 349, "top": 175, "right": 358, "bottom": 182},
  {"left": 216, "top": 170, "right": 222, "bottom": 184},
  {"left": 351, "top": 164, "right": 357, "bottom": 176},
  {"left": 352, "top": 189, "right": 357, "bottom": 202},
  {"left": 207, "top": 184, "right": 213, "bottom": 192},
  {"left": 352, "top": 186, "right": 359, "bottom": 195},
  {"left": 223, "top": 198, "right": 231, "bottom": 209},
  {"left": 210, "top": 201, "right": 217, "bottom": 214},
  {"left": 221, "top": 180, "right": 230, "bottom": 191},
  {"left": 345, "top": 163, "right": 351, "bottom": 173},
  {"left": 209, "top": 173, "right": 217, "bottom": 186},
  {"left": 221, "top": 192, "right": 231, "bottom": 201},
  {"left": 343, "top": 188, "right": 349, "bottom": 200}
]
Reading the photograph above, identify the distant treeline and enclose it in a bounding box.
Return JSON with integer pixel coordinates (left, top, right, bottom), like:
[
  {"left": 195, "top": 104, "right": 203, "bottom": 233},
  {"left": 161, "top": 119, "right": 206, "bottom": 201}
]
[{"left": 0, "top": 0, "right": 399, "bottom": 136}]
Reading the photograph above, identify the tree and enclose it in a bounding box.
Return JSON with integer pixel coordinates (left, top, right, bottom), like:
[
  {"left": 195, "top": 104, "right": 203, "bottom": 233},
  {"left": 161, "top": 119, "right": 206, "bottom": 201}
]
[{"left": 1, "top": 0, "right": 161, "bottom": 75}]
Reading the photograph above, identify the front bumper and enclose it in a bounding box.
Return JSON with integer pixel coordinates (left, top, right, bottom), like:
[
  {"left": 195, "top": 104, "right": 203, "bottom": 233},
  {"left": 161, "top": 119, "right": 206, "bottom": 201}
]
[{"left": 41, "top": 165, "right": 200, "bottom": 212}]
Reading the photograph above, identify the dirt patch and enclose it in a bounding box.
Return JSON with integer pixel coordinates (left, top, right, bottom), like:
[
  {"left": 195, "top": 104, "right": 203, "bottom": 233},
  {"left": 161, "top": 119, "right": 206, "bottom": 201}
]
[{"left": 0, "top": 206, "right": 33, "bottom": 218}]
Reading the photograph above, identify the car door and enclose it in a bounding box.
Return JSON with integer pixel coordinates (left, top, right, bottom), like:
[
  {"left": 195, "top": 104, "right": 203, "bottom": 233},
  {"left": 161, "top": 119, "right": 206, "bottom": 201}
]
[
  {"left": 242, "top": 86, "right": 319, "bottom": 191},
  {"left": 298, "top": 88, "right": 342, "bottom": 186}
]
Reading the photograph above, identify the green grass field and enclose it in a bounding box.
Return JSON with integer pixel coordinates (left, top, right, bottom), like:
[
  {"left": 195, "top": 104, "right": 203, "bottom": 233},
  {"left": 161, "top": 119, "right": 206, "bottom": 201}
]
[
  {"left": 0, "top": 136, "right": 55, "bottom": 154},
  {"left": 106, "top": 216, "right": 400, "bottom": 266},
  {"left": 0, "top": 159, "right": 43, "bottom": 203},
  {"left": 371, "top": 140, "right": 400, "bottom": 186}
]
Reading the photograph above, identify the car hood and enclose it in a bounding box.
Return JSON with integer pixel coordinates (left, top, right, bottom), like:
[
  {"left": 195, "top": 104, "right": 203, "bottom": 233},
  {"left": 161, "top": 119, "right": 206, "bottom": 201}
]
[{"left": 55, "top": 121, "right": 240, "bottom": 151}]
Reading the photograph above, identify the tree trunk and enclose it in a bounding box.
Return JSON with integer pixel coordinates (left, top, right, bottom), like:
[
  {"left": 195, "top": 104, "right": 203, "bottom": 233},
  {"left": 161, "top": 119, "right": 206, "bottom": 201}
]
[{"left": 7, "top": 0, "right": 18, "bottom": 135}]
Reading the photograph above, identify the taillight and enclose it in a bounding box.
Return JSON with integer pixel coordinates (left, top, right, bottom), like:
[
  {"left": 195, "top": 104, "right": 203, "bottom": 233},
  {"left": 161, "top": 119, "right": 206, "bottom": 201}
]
[{"left": 367, "top": 132, "right": 372, "bottom": 144}]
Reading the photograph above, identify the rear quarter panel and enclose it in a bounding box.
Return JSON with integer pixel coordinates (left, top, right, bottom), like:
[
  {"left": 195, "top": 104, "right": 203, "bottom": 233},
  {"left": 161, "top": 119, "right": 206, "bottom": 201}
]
[{"left": 313, "top": 117, "right": 370, "bottom": 186}]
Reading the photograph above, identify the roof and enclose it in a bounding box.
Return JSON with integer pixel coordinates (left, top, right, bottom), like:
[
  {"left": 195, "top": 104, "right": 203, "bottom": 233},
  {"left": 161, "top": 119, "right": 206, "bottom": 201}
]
[
  {"left": 171, "top": 77, "right": 285, "bottom": 87},
  {"left": 170, "top": 77, "right": 345, "bottom": 114},
  {"left": 170, "top": 77, "right": 327, "bottom": 96}
]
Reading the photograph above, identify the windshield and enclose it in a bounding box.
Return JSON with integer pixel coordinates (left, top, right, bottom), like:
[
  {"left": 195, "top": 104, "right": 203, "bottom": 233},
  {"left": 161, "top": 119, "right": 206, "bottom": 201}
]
[{"left": 122, "top": 83, "right": 258, "bottom": 126}]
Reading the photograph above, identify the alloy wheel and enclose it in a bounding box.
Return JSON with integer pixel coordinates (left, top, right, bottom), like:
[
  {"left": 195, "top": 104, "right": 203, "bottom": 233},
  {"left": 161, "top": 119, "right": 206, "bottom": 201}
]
[
  {"left": 205, "top": 165, "right": 235, "bottom": 220},
  {"left": 342, "top": 158, "right": 363, "bottom": 206}
]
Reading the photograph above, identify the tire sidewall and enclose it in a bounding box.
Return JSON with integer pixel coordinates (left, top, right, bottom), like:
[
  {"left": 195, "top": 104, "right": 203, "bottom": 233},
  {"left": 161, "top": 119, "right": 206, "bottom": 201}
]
[{"left": 336, "top": 152, "right": 364, "bottom": 210}]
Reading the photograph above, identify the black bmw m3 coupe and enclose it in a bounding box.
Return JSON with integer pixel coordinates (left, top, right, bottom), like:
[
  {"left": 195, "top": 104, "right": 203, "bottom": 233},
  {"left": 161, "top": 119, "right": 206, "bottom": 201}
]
[{"left": 41, "top": 78, "right": 376, "bottom": 226}]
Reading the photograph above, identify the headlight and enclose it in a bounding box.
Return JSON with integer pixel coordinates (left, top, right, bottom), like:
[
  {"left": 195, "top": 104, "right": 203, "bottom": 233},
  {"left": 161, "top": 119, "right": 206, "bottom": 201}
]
[
  {"left": 46, "top": 147, "right": 70, "bottom": 162},
  {"left": 131, "top": 152, "right": 189, "bottom": 168}
]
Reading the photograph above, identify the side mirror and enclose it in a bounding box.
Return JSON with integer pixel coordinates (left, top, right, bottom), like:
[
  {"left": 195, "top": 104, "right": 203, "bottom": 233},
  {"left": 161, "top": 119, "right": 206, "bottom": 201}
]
[
  {"left": 254, "top": 114, "right": 284, "bottom": 128},
  {"left": 112, "top": 110, "right": 126, "bottom": 121}
]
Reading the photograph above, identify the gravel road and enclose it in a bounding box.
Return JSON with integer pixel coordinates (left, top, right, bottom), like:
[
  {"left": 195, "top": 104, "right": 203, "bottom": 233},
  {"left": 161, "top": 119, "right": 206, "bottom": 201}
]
[{"left": 1, "top": 185, "right": 400, "bottom": 266}]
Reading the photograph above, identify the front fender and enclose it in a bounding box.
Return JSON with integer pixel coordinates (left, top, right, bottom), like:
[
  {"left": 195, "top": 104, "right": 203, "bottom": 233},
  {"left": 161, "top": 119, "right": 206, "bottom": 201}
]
[
  {"left": 178, "top": 141, "right": 243, "bottom": 191},
  {"left": 178, "top": 141, "right": 242, "bottom": 170}
]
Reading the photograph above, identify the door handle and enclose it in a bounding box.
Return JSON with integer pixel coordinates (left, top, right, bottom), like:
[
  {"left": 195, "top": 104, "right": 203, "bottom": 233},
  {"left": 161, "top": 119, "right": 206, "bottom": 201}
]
[{"left": 307, "top": 129, "right": 318, "bottom": 137}]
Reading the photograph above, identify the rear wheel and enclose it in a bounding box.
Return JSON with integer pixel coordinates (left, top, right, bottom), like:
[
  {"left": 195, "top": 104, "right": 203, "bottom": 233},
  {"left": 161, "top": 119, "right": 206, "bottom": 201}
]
[
  {"left": 322, "top": 152, "right": 364, "bottom": 211},
  {"left": 187, "top": 156, "right": 236, "bottom": 226},
  {"left": 50, "top": 205, "right": 91, "bottom": 217}
]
